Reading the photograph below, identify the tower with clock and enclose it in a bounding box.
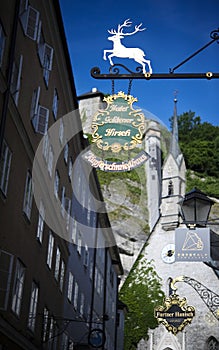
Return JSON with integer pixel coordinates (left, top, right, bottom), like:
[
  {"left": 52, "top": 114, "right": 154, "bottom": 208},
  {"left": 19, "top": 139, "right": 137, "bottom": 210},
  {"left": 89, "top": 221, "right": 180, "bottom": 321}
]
[{"left": 139, "top": 98, "right": 219, "bottom": 350}]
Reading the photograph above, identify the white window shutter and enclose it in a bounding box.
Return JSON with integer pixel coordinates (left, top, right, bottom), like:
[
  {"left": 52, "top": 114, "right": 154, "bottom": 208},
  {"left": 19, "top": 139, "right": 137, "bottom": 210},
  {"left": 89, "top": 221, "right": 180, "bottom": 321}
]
[
  {"left": 26, "top": 6, "right": 39, "bottom": 41},
  {"left": 36, "top": 106, "right": 49, "bottom": 134}
]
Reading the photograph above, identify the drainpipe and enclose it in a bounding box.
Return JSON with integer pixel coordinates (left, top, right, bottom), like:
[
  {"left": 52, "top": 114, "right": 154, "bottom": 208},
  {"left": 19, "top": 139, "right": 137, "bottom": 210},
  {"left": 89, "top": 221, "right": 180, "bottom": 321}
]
[
  {"left": 89, "top": 213, "right": 98, "bottom": 334},
  {"left": 149, "top": 329, "right": 153, "bottom": 350},
  {"left": 102, "top": 247, "right": 108, "bottom": 350},
  {"left": 0, "top": 0, "right": 20, "bottom": 155},
  {"left": 182, "top": 330, "right": 186, "bottom": 350},
  {"left": 114, "top": 277, "right": 120, "bottom": 350}
]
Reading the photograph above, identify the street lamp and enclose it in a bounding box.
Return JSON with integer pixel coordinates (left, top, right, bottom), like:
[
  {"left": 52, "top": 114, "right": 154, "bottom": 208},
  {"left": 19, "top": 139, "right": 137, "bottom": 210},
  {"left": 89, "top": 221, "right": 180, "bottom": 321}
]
[{"left": 179, "top": 188, "right": 215, "bottom": 227}]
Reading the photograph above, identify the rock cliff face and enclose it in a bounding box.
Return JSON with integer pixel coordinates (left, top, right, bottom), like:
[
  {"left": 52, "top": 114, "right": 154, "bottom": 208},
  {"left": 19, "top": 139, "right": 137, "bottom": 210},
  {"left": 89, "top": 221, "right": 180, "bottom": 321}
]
[{"left": 100, "top": 173, "right": 149, "bottom": 283}]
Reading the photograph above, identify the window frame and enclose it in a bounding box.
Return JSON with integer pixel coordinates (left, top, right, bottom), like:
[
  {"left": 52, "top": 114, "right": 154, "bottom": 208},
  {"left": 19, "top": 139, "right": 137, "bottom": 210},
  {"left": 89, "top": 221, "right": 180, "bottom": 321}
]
[
  {"left": 0, "top": 140, "right": 12, "bottom": 196},
  {"left": 67, "top": 272, "right": 74, "bottom": 302},
  {"left": 36, "top": 201, "right": 45, "bottom": 243},
  {"left": 27, "top": 281, "right": 39, "bottom": 332},
  {"left": 11, "top": 259, "right": 25, "bottom": 316},
  {"left": 52, "top": 88, "right": 59, "bottom": 119},
  {"left": 0, "top": 21, "right": 6, "bottom": 66},
  {"left": 23, "top": 170, "right": 33, "bottom": 220},
  {"left": 47, "top": 232, "right": 54, "bottom": 269},
  {"left": 10, "top": 55, "right": 23, "bottom": 106}
]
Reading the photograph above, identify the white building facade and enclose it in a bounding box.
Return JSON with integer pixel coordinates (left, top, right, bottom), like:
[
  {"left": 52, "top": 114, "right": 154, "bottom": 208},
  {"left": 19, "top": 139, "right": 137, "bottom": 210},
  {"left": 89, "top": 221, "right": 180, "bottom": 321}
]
[{"left": 140, "top": 99, "right": 219, "bottom": 350}]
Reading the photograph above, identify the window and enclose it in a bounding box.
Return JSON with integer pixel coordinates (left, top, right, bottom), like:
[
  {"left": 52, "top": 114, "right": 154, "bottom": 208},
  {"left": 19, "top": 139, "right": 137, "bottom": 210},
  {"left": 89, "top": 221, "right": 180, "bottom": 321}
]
[
  {"left": 43, "top": 44, "right": 53, "bottom": 86},
  {"left": 84, "top": 245, "right": 89, "bottom": 267},
  {"left": 10, "top": 55, "right": 23, "bottom": 105},
  {"left": 27, "top": 282, "right": 39, "bottom": 331},
  {"left": 52, "top": 89, "right": 59, "bottom": 119},
  {"left": 47, "top": 233, "right": 54, "bottom": 269},
  {"left": 73, "top": 281, "right": 78, "bottom": 310},
  {"left": 36, "top": 201, "right": 45, "bottom": 243},
  {"left": 77, "top": 231, "right": 82, "bottom": 255},
  {"left": 168, "top": 180, "right": 174, "bottom": 196},
  {"left": 0, "top": 140, "right": 12, "bottom": 196},
  {"left": 23, "top": 171, "right": 33, "bottom": 220},
  {"left": 11, "top": 260, "right": 25, "bottom": 316},
  {"left": 19, "top": 1, "right": 39, "bottom": 40},
  {"left": 54, "top": 247, "right": 60, "bottom": 281},
  {"left": 207, "top": 337, "right": 219, "bottom": 350},
  {"left": 89, "top": 260, "right": 93, "bottom": 280},
  {"left": 31, "top": 87, "right": 49, "bottom": 135},
  {"left": 37, "top": 22, "right": 53, "bottom": 86},
  {"left": 0, "top": 250, "right": 14, "bottom": 311},
  {"left": 59, "top": 260, "right": 65, "bottom": 291},
  {"left": 61, "top": 186, "right": 65, "bottom": 217},
  {"left": 80, "top": 293, "right": 85, "bottom": 316},
  {"left": 68, "top": 157, "right": 73, "bottom": 181},
  {"left": 0, "top": 22, "right": 6, "bottom": 66},
  {"left": 54, "top": 170, "right": 60, "bottom": 198},
  {"left": 65, "top": 197, "right": 71, "bottom": 230},
  {"left": 32, "top": 106, "right": 49, "bottom": 135},
  {"left": 64, "top": 143, "right": 68, "bottom": 164},
  {"left": 43, "top": 132, "right": 49, "bottom": 161},
  {"left": 48, "top": 145, "right": 54, "bottom": 177},
  {"left": 47, "top": 316, "right": 56, "bottom": 350},
  {"left": 67, "top": 272, "right": 73, "bottom": 302},
  {"left": 31, "top": 87, "right": 40, "bottom": 119},
  {"left": 71, "top": 218, "right": 77, "bottom": 242},
  {"left": 42, "top": 307, "right": 49, "bottom": 342},
  {"left": 59, "top": 119, "right": 64, "bottom": 144},
  {"left": 62, "top": 333, "right": 69, "bottom": 350}
]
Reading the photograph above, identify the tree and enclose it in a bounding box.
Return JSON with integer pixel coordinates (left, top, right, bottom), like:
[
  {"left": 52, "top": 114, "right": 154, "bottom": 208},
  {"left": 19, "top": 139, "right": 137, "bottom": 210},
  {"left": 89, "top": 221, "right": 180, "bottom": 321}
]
[
  {"left": 119, "top": 254, "right": 165, "bottom": 349},
  {"left": 169, "top": 111, "right": 219, "bottom": 177}
]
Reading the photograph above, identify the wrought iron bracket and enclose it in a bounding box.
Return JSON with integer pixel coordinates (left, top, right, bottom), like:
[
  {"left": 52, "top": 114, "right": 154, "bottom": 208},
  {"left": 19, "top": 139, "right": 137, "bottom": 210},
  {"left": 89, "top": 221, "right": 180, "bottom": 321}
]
[
  {"left": 170, "top": 275, "right": 219, "bottom": 320},
  {"left": 91, "top": 65, "right": 219, "bottom": 80},
  {"left": 91, "top": 29, "right": 219, "bottom": 81}
]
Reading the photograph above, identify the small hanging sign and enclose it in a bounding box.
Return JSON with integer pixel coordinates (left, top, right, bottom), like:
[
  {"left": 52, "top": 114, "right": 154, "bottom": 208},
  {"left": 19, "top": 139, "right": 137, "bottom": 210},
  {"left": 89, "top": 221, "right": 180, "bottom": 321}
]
[
  {"left": 154, "top": 293, "right": 195, "bottom": 335},
  {"left": 91, "top": 91, "right": 145, "bottom": 152},
  {"left": 84, "top": 91, "right": 149, "bottom": 172}
]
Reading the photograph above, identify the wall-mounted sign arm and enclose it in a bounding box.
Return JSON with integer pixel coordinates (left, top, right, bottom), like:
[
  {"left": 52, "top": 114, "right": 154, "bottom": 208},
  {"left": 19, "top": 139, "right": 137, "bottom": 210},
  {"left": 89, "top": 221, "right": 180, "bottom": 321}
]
[
  {"left": 169, "top": 28, "right": 219, "bottom": 73},
  {"left": 170, "top": 275, "right": 219, "bottom": 320},
  {"left": 90, "top": 65, "right": 219, "bottom": 80}
]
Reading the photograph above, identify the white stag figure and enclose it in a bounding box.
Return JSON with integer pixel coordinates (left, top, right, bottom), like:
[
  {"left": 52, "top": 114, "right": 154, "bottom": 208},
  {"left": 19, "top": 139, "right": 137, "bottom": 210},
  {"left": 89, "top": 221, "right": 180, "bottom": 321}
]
[{"left": 103, "top": 19, "right": 152, "bottom": 74}]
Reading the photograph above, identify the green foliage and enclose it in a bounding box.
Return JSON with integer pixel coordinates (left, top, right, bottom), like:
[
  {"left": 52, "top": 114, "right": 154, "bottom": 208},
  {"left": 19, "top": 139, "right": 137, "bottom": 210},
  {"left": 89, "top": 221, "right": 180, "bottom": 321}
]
[
  {"left": 186, "top": 170, "right": 219, "bottom": 198},
  {"left": 170, "top": 111, "right": 219, "bottom": 180},
  {"left": 119, "top": 254, "right": 165, "bottom": 349}
]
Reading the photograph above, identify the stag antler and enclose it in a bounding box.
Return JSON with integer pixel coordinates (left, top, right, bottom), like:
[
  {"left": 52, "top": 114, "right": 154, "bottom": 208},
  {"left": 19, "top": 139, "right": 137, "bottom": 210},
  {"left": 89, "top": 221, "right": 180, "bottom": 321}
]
[
  {"left": 122, "top": 23, "right": 146, "bottom": 36},
  {"left": 108, "top": 19, "right": 145, "bottom": 36},
  {"left": 118, "top": 19, "right": 132, "bottom": 33}
]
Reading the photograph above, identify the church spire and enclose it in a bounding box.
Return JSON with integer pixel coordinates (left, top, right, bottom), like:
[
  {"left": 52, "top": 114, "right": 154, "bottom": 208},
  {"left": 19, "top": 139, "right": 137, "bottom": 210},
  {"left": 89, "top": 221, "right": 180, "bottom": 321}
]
[{"left": 170, "top": 94, "right": 180, "bottom": 160}]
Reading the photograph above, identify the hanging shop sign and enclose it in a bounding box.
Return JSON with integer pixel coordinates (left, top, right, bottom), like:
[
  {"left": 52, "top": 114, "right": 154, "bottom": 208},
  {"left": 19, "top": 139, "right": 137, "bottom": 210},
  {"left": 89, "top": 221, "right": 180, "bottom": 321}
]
[
  {"left": 175, "top": 228, "right": 210, "bottom": 262},
  {"left": 154, "top": 293, "right": 195, "bottom": 335},
  {"left": 91, "top": 91, "right": 145, "bottom": 152},
  {"left": 84, "top": 91, "right": 149, "bottom": 172},
  {"left": 83, "top": 149, "right": 148, "bottom": 172}
]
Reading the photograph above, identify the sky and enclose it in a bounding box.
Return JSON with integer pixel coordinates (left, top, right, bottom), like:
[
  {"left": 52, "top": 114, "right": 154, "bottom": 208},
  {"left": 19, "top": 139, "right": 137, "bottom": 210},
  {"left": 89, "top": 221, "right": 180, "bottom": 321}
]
[{"left": 59, "top": 0, "right": 219, "bottom": 130}]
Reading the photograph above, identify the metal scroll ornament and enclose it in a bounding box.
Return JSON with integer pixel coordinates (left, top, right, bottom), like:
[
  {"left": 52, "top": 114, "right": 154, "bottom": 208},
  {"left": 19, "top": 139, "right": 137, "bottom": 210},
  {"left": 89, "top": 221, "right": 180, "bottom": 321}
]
[
  {"left": 154, "top": 293, "right": 195, "bottom": 335},
  {"left": 91, "top": 91, "right": 145, "bottom": 153}
]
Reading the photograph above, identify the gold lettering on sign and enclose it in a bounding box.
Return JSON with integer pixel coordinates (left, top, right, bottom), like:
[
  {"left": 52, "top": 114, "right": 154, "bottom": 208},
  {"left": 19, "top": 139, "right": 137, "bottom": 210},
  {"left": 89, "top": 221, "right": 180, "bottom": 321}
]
[
  {"left": 105, "top": 129, "right": 131, "bottom": 137},
  {"left": 109, "top": 104, "right": 129, "bottom": 112}
]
